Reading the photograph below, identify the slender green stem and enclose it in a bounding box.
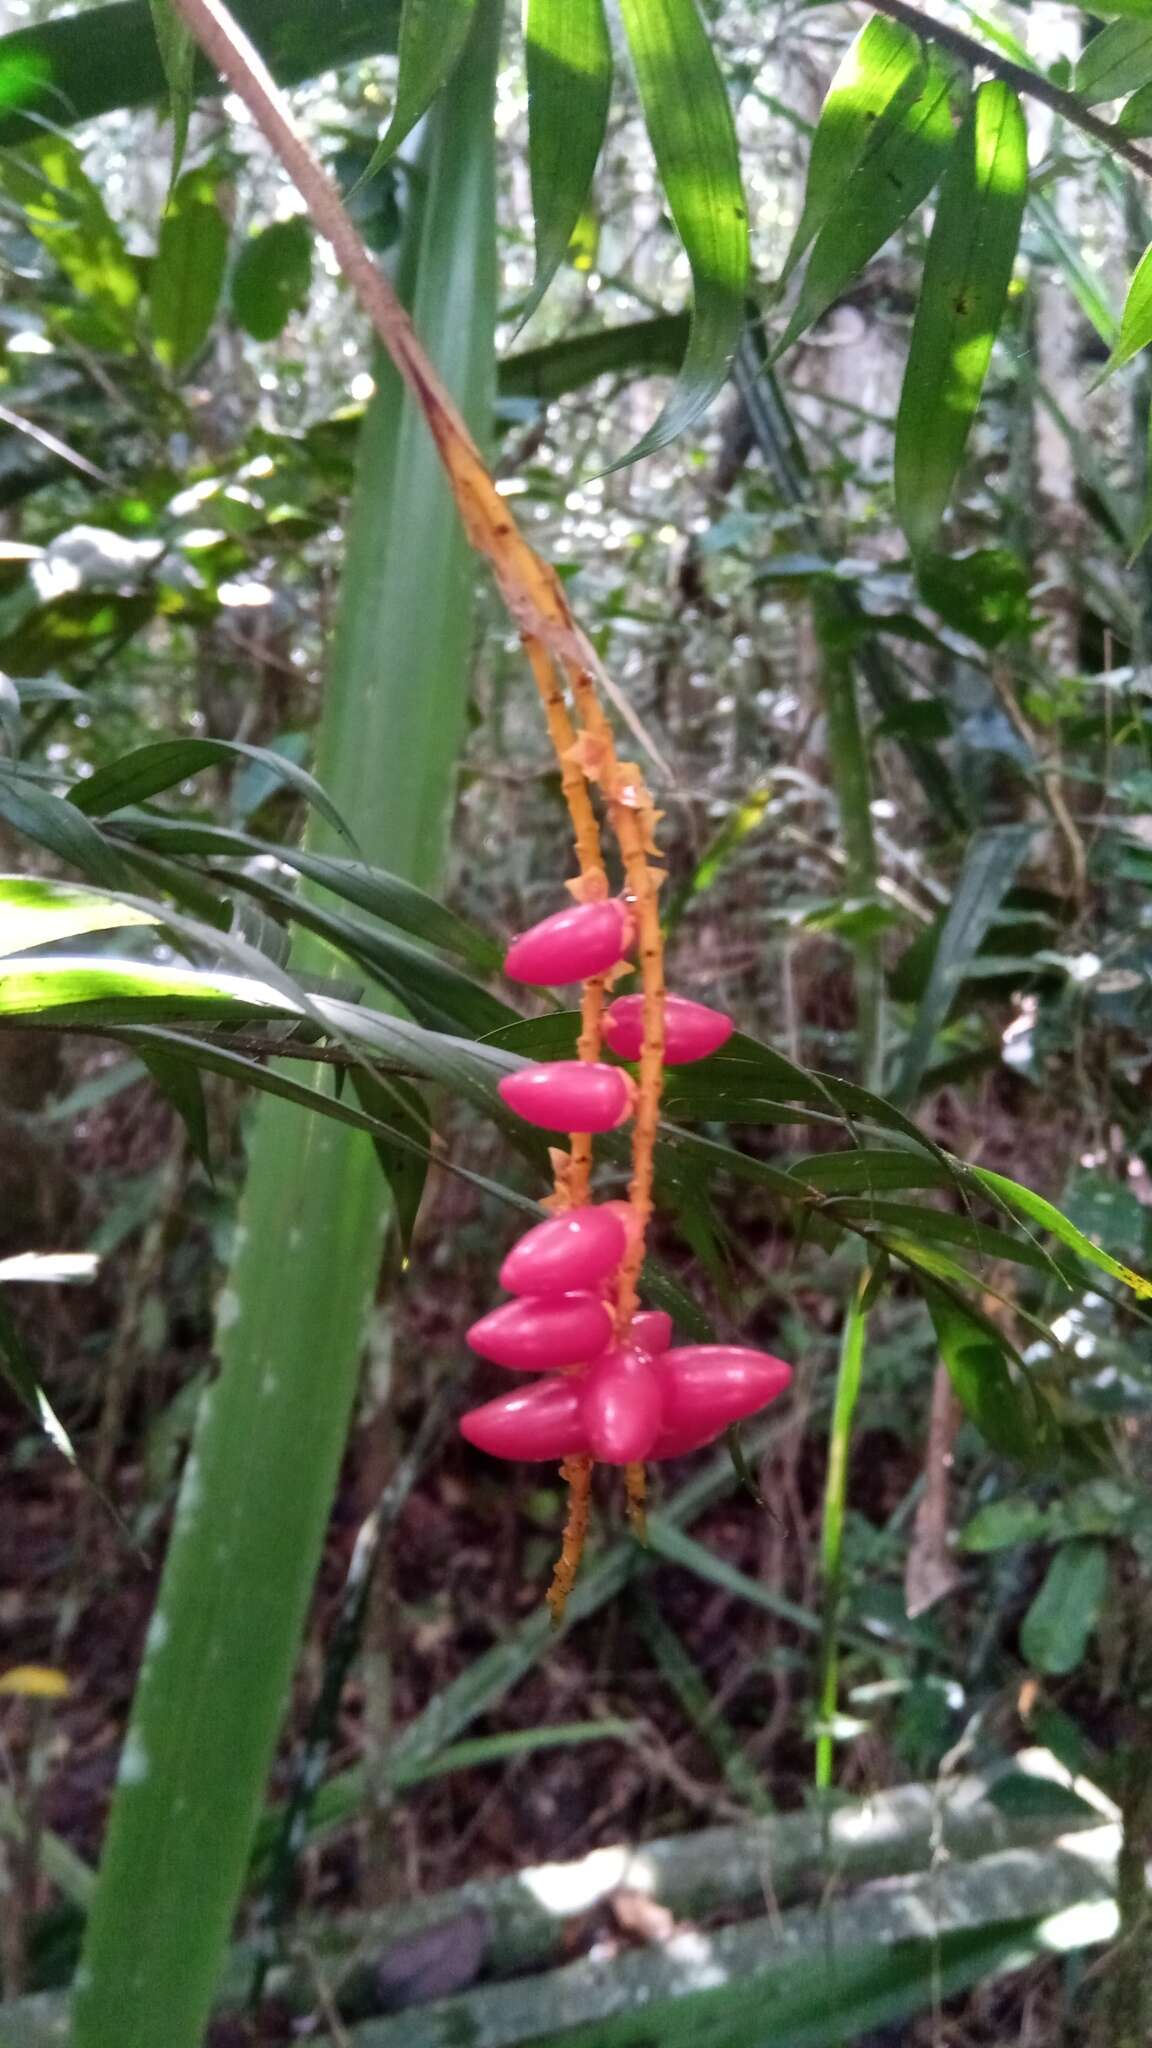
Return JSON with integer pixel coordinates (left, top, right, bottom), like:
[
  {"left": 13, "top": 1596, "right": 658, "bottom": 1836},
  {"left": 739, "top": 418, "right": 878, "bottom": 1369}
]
[{"left": 815, "top": 1266, "right": 871, "bottom": 1791}]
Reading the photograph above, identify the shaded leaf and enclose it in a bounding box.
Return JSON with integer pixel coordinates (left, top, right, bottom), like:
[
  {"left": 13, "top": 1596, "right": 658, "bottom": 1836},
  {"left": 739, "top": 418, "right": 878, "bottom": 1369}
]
[
  {"left": 523, "top": 0, "right": 612, "bottom": 323},
  {"left": 70, "top": 739, "right": 354, "bottom": 845},
  {"left": 349, "top": 1066, "right": 430, "bottom": 1251},
  {"left": 895, "top": 825, "right": 1033, "bottom": 1101},
  {"left": 0, "top": 771, "right": 132, "bottom": 891},
  {"left": 894, "top": 82, "right": 1027, "bottom": 554},
  {"left": 921, "top": 1280, "right": 1056, "bottom": 1465},
  {"left": 775, "top": 47, "right": 955, "bottom": 358},
  {"left": 110, "top": 815, "right": 498, "bottom": 968},
  {"left": 779, "top": 15, "right": 924, "bottom": 287},
  {"left": 136, "top": 1045, "right": 212, "bottom": 1175},
  {"left": 358, "top": 0, "right": 477, "bottom": 179},
  {"left": 961, "top": 1496, "right": 1051, "bottom": 1552},
  {"left": 0, "top": 1290, "right": 78, "bottom": 1465},
  {"left": 788, "top": 1149, "right": 959, "bottom": 1197},
  {"left": 1074, "top": 19, "right": 1152, "bottom": 102},
  {"left": 148, "top": 0, "right": 196, "bottom": 183},
  {"left": 917, "top": 549, "right": 1034, "bottom": 649},
  {"left": 1020, "top": 1541, "right": 1109, "bottom": 1675},
  {"left": 231, "top": 217, "right": 313, "bottom": 341},
  {"left": 829, "top": 1198, "right": 1060, "bottom": 1276},
  {"left": 614, "top": 0, "right": 748, "bottom": 457},
  {"left": 1117, "top": 78, "right": 1152, "bottom": 133}
]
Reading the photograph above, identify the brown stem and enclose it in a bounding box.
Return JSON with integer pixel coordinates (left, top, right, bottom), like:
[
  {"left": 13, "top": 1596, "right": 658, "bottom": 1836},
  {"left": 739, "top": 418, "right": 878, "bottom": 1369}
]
[{"left": 867, "top": 0, "right": 1152, "bottom": 180}]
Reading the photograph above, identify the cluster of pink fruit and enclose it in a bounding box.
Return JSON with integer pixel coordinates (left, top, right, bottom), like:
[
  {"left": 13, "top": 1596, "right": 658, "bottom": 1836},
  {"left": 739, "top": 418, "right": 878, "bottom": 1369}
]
[{"left": 458, "top": 898, "right": 793, "bottom": 1465}]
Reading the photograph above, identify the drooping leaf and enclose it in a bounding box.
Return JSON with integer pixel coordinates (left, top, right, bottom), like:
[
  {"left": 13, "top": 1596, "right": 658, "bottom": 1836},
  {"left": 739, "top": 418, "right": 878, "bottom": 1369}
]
[
  {"left": 779, "top": 15, "right": 924, "bottom": 287},
  {"left": 790, "top": 1150, "right": 958, "bottom": 1195},
  {"left": 0, "top": 1291, "right": 79, "bottom": 1465},
  {"left": 894, "top": 82, "right": 1028, "bottom": 554},
  {"left": 148, "top": 0, "right": 197, "bottom": 183},
  {"left": 0, "top": 770, "right": 133, "bottom": 891},
  {"left": 614, "top": 0, "right": 749, "bottom": 458},
  {"left": 921, "top": 1280, "right": 1056, "bottom": 1465},
  {"left": 0, "top": 955, "right": 294, "bottom": 1026},
  {"left": 70, "top": 740, "right": 354, "bottom": 845},
  {"left": 349, "top": 1066, "right": 430, "bottom": 1251},
  {"left": 0, "top": 134, "right": 139, "bottom": 345},
  {"left": 775, "top": 47, "right": 955, "bottom": 359},
  {"left": 149, "top": 166, "right": 230, "bottom": 372},
  {"left": 522, "top": 0, "right": 613, "bottom": 323},
  {"left": 1074, "top": 19, "right": 1152, "bottom": 102},
  {"left": 357, "top": 0, "right": 477, "bottom": 180},
  {"left": 1020, "top": 1541, "right": 1109, "bottom": 1675},
  {"left": 1096, "top": 238, "right": 1152, "bottom": 379},
  {"left": 972, "top": 1167, "right": 1152, "bottom": 1297},
  {"left": 136, "top": 1045, "right": 212, "bottom": 1176},
  {"left": 501, "top": 311, "right": 689, "bottom": 400},
  {"left": 829, "top": 1198, "right": 1061, "bottom": 1276},
  {"left": 0, "top": 875, "right": 159, "bottom": 957},
  {"left": 231, "top": 217, "right": 313, "bottom": 341},
  {"left": 894, "top": 824, "right": 1033, "bottom": 1101}
]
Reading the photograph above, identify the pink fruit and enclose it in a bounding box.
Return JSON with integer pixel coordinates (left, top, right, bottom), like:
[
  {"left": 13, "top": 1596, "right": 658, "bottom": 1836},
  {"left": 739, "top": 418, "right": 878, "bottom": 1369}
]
[
  {"left": 659, "top": 1346, "right": 792, "bottom": 1440},
  {"left": 504, "top": 899, "right": 633, "bottom": 986},
  {"left": 630, "top": 1309, "right": 673, "bottom": 1354},
  {"left": 498, "top": 1062, "right": 635, "bottom": 1134},
  {"left": 602, "top": 993, "right": 734, "bottom": 1066},
  {"left": 467, "top": 1292, "right": 612, "bottom": 1370},
  {"left": 580, "top": 1347, "right": 662, "bottom": 1464},
  {"left": 650, "top": 1419, "right": 726, "bottom": 1459},
  {"left": 460, "top": 1378, "right": 589, "bottom": 1461},
  {"left": 500, "top": 1206, "right": 628, "bottom": 1297}
]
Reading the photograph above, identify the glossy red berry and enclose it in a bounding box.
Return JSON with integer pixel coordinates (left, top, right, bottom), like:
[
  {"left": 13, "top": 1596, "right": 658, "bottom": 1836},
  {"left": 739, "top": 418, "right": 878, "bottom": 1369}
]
[
  {"left": 460, "top": 1378, "right": 589, "bottom": 1461},
  {"left": 602, "top": 993, "right": 734, "bottom": 1066},
  {"left": 657, "top": 1345, "right": 792, "bottom": 1443},
  {"left": 498, "top": 1062, "right": 635, "bottom": 1133},
  {"left": 504, "top": 899, "right": 633, "bottom": 986},
  {"left": 500, "top": 1206, "right": 628, "bottom": 1297},
  {"left": 580, "top": 1346, "right": 663, "bottom": 1464},
  {"left": 630, "top": 1308, "right": 673, "bottom": 1354},
  {"left": 467, "top": 1292, "right": 613, "bottom": 1370}
]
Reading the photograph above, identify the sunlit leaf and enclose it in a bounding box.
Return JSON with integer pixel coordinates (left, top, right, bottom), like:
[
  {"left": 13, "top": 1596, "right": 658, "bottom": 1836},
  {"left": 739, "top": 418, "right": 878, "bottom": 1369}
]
[
  {"left": 1020, "top": 1541, "right": 1109, "bottom": 1675},
  {"left": 894, "top": 82, "right": 1027, "bottom": 554},
  {"left": 972, "top": 1167, "right": 1152, "bottom": 1296},
  {"left": 1096, "top": 238, "right": 1152, "bottom": 379},
  {"left": 149, "top": 165, "right": 229, "bottom": 372},
  {"left": 775, "top": 47, "right": 955, "bottom": 359},
  {"left": 357, "top": 0, "right": 477, "bottom": 180},
  {"left": 1074, "top": 19, "right": 1152, "bottom": 102},
  {"left": 231, "top": 217, "right": 313, "bottom": 341},
  {"left": 0, "top": 134, "right": 139, "bottom": 343},
  {"left": 614, "top": 0, "right": 749, "bottom": 458},
  {"left": 0, "top": 954, "right": 294, "bottom": 1024},
  {"left": 779, "top": 15, "right": 924, "bottom": 288},
  {"left": 70, "top": 739, "right": 354, "bottom": 846},
  {"left": 522, "top": 0, "right": 612, "bottom": 324},
  {"left": 0, "top": 875, "right": 159, "bottom": 957}
]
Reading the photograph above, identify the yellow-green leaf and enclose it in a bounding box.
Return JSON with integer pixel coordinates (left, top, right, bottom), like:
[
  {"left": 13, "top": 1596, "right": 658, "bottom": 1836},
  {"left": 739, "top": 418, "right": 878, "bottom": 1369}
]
[
  {"left": 615, "top": 0, "right": 749, "bottom": 459},
  {"left": 150, "top": 166, "right": 229, "bottom": 373},
  {"left": 775, "top": 47, "right": 955, "bottom": 359},
  {"left": 1097, "top": 238, "right": 1152, "bottom": 380},
  {"left": 523, "top": 0, "right": 612, "bottom": 323},
  {"left": 148, "top": 0, "right": 196, "bottom": 184},
  {"left": 894, "top": 82, "right": 1027, "bottom": 555},
  {"left": 972, "top": 1166, "right": 1152, "bottom": 1297},
  {"left": 0, "top": 875, "right": 159, "bottom": 958},
  {"left": 779, "top": 15, "right": 924, "bottom": 288},
  {"left": 0, "top": 134, "right": 139, "bottom": 344}
]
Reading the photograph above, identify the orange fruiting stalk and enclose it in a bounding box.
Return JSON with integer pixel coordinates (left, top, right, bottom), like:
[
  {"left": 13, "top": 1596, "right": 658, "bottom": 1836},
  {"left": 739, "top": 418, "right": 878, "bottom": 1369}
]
[{"left": 173, "top": 0, "right": 668, "bottom": 1619}]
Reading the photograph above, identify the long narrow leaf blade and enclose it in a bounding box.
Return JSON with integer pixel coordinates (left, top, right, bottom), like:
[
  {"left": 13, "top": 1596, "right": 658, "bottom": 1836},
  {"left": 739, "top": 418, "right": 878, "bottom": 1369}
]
[
  {"left": 894, "top": 81, "right": 1028, "bottom": 554},
  {"left": 357, "top": 0, "right": 477, "bottom": 180},
  {"left": 779, "top": 15, "right": 924, "bottom": 287},
  {"left": 614, "top": 0, "right": 749, "bottom": 458},
  {"left": 523, "top": 0, "right": 612, "bottom": 323},
  {"left": 1074, "top": 19, "right": 1152, "bottom": 102},
  {"left": 148, "top": 0, "right": 197, "bottom": 183},
  {"left": 775, "top": 48, "right": 955, "bottom": 358},
  {"left": 70, "top": 738, "right": 353, "bottom": 844},
  {"left": 1097, "top": 238, "right": 1152, "bottom": 378}
]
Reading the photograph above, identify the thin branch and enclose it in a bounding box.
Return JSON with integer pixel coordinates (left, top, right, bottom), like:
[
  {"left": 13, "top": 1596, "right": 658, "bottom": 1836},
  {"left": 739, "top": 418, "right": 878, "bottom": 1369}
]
[{"left": 868, "top": 0, "right": 1152, "bottom": 180}]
